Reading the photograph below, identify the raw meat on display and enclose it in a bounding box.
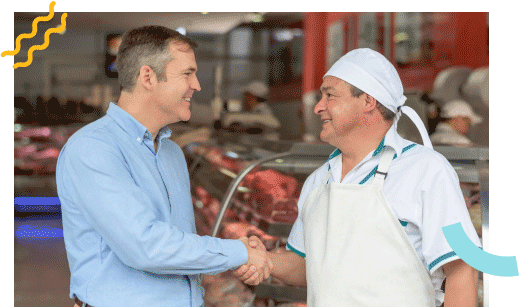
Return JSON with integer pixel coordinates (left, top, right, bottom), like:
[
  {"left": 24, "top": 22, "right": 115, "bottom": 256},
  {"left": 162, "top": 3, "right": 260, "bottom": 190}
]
[{"left": 240, "top": 169, "right": 301, "bottom": 221}]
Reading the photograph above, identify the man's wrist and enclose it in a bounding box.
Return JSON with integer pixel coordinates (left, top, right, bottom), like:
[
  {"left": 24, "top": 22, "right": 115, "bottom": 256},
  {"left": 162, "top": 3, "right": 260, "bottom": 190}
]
[{"left": 223, "top": 239, "right": 249, "bottom": 269}]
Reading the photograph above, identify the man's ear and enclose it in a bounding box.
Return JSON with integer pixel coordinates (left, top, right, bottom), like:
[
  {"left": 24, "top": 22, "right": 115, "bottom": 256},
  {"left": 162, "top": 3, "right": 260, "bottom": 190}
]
[
  {"left": 363, "top": 93, "right": 378, "bottom": 113},
  {"left": 137, "top": 65, "right": 157, "bottom": 91}
]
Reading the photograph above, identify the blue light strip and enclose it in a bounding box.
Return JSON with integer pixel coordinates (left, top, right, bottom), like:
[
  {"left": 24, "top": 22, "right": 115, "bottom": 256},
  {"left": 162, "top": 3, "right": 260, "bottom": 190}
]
[
  {"left": 14, "top": 197, "right": 61, "bottom": 212},
  {"left": 15, "top": 224, "right": 63, "bottom": 240}
]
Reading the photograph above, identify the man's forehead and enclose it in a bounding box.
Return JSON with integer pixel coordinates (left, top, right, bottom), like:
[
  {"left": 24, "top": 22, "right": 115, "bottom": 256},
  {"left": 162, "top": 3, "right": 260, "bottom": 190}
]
[
  {"left": 169, "top": 41, "right": 193, "bottom": 52},
  {"left": 320, "top": 76, "right": 346, "bottom": 91},
  {"left": 167, "top": 42, "right": 198, "bottom": 70},
  {"left": 167, "top": 41, "right": 196, "bottom": 60}
]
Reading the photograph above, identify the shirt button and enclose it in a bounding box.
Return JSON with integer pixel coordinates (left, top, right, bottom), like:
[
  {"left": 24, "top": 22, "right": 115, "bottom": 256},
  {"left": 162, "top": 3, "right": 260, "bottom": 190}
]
[{"left": 137, "top": 137, "right": 141, "bottom": 142}]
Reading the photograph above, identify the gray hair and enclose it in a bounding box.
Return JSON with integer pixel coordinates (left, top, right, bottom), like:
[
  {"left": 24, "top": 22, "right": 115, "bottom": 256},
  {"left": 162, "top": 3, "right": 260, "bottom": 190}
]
[
  {"left": 116, "top": 25, "right": 198, "bottom": 93},
  {"left": 346, "top": 82, "right": 396, "bottom": 121}
]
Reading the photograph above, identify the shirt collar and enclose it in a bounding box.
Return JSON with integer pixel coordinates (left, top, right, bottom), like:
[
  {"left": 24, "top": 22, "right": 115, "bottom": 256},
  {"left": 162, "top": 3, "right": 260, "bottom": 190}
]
[
  {"left": 106, "top": 102, "right": 172, "bottom": 142},
  {"left": 380, "top": 123, "right": 408, "bottom": 158},
  {"left": 327, "top": 124, "right": 409, "bottom": 163}
]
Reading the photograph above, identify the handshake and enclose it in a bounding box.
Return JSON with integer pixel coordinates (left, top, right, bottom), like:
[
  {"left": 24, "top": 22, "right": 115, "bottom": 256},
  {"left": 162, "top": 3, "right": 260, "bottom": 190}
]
[{"left": 234, "top": 236, "right": 274, "bottom": 285}]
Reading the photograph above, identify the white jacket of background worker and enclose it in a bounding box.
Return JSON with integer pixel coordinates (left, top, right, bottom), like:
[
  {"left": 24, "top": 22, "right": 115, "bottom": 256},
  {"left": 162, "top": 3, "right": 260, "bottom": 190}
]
[{"left": 430, "top": 99, "right": 483, "bottom": 146}]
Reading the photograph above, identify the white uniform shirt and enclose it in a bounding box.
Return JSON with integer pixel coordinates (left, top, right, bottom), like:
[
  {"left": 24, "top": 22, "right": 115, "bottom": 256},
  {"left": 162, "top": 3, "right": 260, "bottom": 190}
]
[
  {"left": 287, "top": 127, "right": 481, "bottom": 306},
  {"left": 430, "top": 122, "right": 472, "bottom": 146}
]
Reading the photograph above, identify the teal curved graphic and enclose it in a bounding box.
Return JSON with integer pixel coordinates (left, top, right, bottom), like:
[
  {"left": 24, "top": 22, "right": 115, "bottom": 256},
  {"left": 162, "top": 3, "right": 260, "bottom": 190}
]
[{"left": 443, "top": 223, "right": 519, "bottom": 277}]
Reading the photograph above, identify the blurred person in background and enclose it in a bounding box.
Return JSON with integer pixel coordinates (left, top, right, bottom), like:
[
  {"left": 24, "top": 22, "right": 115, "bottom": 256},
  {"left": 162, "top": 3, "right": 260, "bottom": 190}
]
[
  {"left": 242, "top": 80, "right": 280, "bottom": 139},
  {"left": 220, "top": 80, "right": 281, "bottom": 139},
  {"left": 56, "top": 25, "right": 272, "bottom": 307},
  {"left": 242, "top": 81, "right": 274, "bottom": 116},
  {"left": 235, "top": 48, "right": 480, "bottom": 307},
  {"left": 430, "top": 99, "right": 483, "bottom": 146}
]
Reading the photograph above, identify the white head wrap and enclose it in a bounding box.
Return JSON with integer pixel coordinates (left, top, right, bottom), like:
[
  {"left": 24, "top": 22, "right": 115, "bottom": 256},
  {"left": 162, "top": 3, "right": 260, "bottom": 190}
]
[
  {"left": 441, "top": 99, "right": 483, "bottom": 125},
  {"left": 324, "top": 48, "right": 433, "bottom": 149}
]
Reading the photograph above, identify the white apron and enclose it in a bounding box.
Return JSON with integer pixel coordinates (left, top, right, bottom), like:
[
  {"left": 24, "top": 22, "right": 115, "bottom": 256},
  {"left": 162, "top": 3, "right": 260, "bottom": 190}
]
[{"left": 302, "top": 147, "right": 436, "bottom": 307}]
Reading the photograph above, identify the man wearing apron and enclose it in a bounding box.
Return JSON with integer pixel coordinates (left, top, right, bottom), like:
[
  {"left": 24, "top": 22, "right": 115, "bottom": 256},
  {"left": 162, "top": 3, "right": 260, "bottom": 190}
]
[{"left": 235, "top": 48, "right": 481, "bottom": 306}]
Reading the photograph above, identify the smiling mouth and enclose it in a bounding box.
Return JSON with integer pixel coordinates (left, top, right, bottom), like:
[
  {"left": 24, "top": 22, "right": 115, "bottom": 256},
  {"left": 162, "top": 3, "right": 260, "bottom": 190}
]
[
  {"left": 183, "top": 98, "right": 191, "bottom": 102},
  {"left": 322, "top": 119, "right": 331, "bottom": 124}
]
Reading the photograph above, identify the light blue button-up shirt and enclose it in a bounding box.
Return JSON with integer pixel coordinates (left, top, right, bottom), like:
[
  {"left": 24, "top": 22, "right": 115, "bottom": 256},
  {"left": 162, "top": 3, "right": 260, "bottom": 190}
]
[{"left": 56, "top": 103, "right": 248, "bottom": 307}]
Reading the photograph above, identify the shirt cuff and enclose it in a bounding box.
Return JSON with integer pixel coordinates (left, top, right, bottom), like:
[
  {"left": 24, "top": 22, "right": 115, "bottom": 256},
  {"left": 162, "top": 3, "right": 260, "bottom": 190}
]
[
  {"left": 428, "top": 246, "right": 483, "bottom": 274},
  {"left": 286, "top": 242, "right": 306, "bottom": 258},
  {"left": 429, "top": 251, "right": 459, "bottom": 273},
  {"left": 222, "top": 239, "right": 249, "bottom": 269}
]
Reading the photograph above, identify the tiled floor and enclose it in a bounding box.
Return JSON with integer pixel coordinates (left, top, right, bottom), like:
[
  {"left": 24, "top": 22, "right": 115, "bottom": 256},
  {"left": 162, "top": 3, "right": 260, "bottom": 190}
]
[{"left": 14, "top": 217, "right": 73, "bottom": 307}]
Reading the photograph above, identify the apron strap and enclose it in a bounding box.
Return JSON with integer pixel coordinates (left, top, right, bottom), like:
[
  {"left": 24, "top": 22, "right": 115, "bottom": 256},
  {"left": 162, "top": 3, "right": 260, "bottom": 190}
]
[{"left": 372, "top": 146, "right": 396, "bottom": 187}]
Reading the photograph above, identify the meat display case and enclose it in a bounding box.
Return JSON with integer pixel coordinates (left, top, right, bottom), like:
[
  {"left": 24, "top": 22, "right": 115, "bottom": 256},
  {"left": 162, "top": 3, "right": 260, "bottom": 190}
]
[
  {"left": 184, "top": 133, "right": 489, "bottom": 306},
  {"left": 184, "top": 134, "right": 332, "bottom": 305}
]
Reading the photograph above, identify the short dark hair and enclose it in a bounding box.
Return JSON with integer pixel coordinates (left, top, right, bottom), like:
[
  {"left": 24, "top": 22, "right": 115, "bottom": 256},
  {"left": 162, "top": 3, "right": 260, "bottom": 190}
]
[
  {"left": 346, "top": 82, "right": 396, "bottom": 121},
  {"left": 116, "top": 25, "right": 198, "bottom": 92}
]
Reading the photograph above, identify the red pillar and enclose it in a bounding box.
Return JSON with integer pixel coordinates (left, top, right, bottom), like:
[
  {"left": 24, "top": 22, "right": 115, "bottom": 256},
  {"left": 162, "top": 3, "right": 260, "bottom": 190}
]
[
  {"left": 432, "top": 13, "right": 458, "bottom": 71},
  {"left": 455, "top": 12, "right": 489, "bottom": 68},
  {"left": 302, "top": 12, "right": 329, "bottom": 95}
]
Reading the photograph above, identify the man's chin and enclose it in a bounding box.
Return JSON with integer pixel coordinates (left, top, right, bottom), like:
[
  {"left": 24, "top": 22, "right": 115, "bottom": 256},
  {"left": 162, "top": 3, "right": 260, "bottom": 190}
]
[
  {"left": 181, "top": 112, "right": 191, "bottom": 122},
  {"left": 319, "top": 131, "right": 330, "bottom": 142},
  {"left": 169, "top": 112, "right": 191, "bottom": 124},
  {"left": 319, "top": 132, "right": 339, "bottom": 147}
]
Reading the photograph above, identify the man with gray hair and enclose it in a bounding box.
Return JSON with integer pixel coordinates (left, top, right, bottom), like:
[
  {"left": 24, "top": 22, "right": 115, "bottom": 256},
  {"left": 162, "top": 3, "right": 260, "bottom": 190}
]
[
  {"left": 57, "top": 25, "right": 272, "bottom": 307},
  {"left": 235, "top": 48, "right": 480, "bottom": 306}
]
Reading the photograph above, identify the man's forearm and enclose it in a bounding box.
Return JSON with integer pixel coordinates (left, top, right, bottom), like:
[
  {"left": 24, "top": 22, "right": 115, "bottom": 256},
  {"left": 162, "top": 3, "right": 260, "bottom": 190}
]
[
  {"left": 443, "top": 260, "right": 478, "bottom": 307},
  {"left": 268, "top": 250, "right": 306, "bottom": 287}
]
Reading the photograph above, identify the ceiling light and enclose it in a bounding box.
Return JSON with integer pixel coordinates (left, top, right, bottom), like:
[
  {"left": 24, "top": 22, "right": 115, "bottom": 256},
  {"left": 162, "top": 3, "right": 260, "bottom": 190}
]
[
  {"left": 176, "top": 27, "right": 187, "bottom": 35},
  {"left": 394, "top": 32, "right": 409, "bottom": 43},
  {"left": 252, "top": 13, "right": 263, "bottom": 23}
]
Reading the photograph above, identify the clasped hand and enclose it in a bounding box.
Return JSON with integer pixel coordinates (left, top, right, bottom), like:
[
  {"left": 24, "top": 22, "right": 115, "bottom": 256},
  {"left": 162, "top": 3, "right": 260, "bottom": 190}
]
[{"left": 234, "top": 236, "right": 273, "bottom": 285}]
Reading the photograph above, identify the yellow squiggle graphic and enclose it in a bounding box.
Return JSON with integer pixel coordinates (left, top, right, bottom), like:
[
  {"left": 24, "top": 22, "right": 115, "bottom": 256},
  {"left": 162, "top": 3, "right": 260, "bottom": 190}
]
[
  {"left": 1, "top": 1, "right": 56, "bottom": 57},
  {"left": 13, "top": 13, "right": 67, "bottom": 69}
]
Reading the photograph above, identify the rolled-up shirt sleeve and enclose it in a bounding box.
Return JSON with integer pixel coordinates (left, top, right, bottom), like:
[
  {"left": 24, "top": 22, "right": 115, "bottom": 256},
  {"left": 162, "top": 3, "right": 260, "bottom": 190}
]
[
  {"left": 57, "top": 135, "right": 248, "bottom": 275},
  {"left": 420, "top": 158, "right": 482, "bottom": 274}
]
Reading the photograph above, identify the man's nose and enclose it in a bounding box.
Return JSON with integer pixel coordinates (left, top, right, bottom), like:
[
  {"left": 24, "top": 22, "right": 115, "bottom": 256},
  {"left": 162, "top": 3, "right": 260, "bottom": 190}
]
[
  {"left": 314, "top": 96, "right": 326, "bottom": 115},
  {"left": 191, "top": 76, "right": 201, "bottom": 92}
]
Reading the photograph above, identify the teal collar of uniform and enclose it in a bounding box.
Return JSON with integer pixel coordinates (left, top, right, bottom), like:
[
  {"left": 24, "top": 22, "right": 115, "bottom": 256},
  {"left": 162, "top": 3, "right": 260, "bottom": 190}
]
[
  {"left": 107, "top": 102, "right": 172, "bottom": 142},
  {"left": 372, "top": 137, "right": 386, "bottom": 157},
  {"left": 327, "top": 125, "right": 406, "bottom": 163},
  {"left": 327, "top": 148, "right": 342, "bottom": 162},
  {"left": 377, "top": 124, "right": 406, "bottom": 158}
]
